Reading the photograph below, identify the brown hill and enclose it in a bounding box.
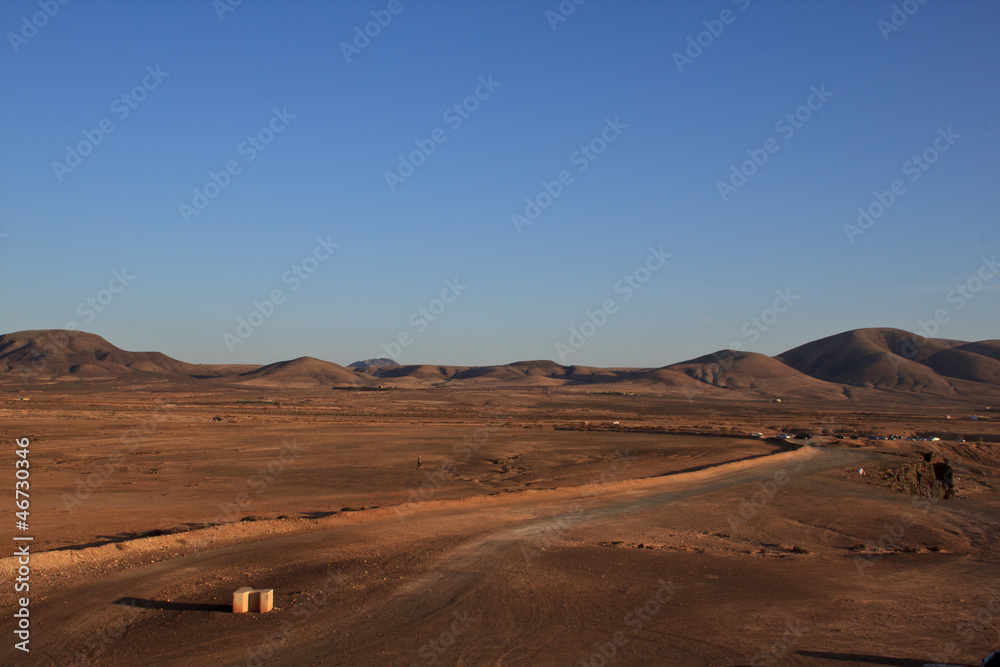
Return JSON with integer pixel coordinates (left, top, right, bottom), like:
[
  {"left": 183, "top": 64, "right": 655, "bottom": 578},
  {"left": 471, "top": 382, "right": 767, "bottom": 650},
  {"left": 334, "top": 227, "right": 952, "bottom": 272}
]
[
  {"left": 776, "top": 328, "right": 1000, "bottom": 397},
  {"left": 507, "top": 360, "right": 570, "bottom": 377},
  {"left": 381, "top": 360, "right": 632, "bottom": 387},
  {"left": 630, "top": 367, "right": 730, "bottom": 393},
  {"left": 659, "top": 350, "right": 848, "bottom": 400},
  {"left": 920, "top": 341, "right": 1000, "bottom": 386},
  {"left": 378, "top": 361, "right": 571, "bottom": 386},
  {"left": 0, "top": 330, "right": 222, "bottom": 383},
  {"left": 234, "top": 357, "right": 368, "bottom": 387},
  {"left": 452, "top": 360, "right": 571, "bottom": 383},
  {"left": 375, "top": 364, "right": 463, "bottom": 382},
  {"left": 2, "top": 328, "right": 998, "bottom": 400},
  {"left": 564, "top": 365, "right": 636, "bottom": 383},
  {"left": 953, "top": 340, "right": 1000, "bottom": 363}
]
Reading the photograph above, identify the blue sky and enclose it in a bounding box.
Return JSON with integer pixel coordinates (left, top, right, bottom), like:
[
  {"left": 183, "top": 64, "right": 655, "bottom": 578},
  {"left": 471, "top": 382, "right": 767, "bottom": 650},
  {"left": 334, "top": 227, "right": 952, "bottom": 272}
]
[{"left": 1, "top": 0, "right": 997, "bottom": 367}]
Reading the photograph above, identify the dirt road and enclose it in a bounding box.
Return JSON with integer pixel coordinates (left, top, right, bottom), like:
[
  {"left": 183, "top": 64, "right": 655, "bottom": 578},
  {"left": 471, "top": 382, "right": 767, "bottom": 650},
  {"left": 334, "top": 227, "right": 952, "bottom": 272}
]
[{"left": 13, "top": 443, "right": 956, "bottom": 667}]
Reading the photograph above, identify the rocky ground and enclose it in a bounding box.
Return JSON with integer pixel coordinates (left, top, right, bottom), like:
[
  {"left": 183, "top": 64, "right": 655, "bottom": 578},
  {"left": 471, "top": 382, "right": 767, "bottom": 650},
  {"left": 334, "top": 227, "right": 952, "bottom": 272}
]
[{"left": 1, "top": 386, "right": 998, "bottom": 666}]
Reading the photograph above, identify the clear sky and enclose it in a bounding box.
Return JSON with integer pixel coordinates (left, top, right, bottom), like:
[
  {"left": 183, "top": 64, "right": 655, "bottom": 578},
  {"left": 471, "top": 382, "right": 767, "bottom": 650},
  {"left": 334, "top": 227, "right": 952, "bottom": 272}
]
[{"left": 1, "top": 0, "right": 997, "bottom": 367}]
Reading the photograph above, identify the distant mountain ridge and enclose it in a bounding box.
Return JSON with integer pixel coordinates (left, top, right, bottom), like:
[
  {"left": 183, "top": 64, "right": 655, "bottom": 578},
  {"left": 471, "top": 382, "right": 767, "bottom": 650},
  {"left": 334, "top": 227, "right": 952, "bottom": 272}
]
[
  {"left": 2, "top": 328, "right": 999, "bottom": 401},
  {"left": 347, "top": 357, "right": 399, "bottom": 369}
]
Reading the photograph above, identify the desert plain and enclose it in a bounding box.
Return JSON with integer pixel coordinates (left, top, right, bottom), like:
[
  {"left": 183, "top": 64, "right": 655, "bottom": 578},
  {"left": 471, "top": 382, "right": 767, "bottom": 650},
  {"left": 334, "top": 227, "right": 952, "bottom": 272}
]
[{"left": 1, "top": 328, "right": 999, "bottom": 666}]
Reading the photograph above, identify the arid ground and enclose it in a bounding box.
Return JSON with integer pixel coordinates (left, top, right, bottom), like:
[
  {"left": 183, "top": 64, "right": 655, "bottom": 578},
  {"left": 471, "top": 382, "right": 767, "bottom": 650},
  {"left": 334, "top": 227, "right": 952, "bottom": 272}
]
[{"left": 2, "top": 382, "right": 999, "bottom": 666}]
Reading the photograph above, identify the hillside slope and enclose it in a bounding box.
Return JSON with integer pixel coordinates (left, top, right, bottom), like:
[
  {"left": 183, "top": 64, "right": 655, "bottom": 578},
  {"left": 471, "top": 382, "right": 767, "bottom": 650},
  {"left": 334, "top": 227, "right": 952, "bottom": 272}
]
[{"left": 776, "top": 328, "right": 1000, "bottom": 396}]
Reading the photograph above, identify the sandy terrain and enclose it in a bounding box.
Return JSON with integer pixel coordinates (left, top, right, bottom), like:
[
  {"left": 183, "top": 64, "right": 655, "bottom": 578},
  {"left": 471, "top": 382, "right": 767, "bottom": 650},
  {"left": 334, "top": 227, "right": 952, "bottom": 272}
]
[{"left": 1, "top": 385, "right": 998, "bottom": 666}]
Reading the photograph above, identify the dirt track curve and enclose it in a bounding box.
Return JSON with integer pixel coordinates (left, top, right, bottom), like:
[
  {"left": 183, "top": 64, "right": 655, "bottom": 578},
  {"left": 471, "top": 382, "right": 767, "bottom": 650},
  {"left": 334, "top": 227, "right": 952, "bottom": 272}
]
[{"left": 8, "top": 444, "right": 884, "bottom": 666}]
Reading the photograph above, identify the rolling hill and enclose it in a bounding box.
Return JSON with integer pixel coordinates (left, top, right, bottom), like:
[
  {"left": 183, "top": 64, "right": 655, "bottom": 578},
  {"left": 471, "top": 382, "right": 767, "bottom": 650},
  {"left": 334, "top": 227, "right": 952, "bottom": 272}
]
[
  {"left": 776, "top": 328, "right": 1000, "bottom": 397},
  {"left": 233, "top": 357, "right": 371, "bottom": 387},
  {"left": 0, "top": 330, "right": 223, "bottom": 383},
  {"left": 660, "top": 350, "right": 849, "bottom": 400},
  {"left": 1, "top": 328, "right": 998, "bottom": 401}
]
